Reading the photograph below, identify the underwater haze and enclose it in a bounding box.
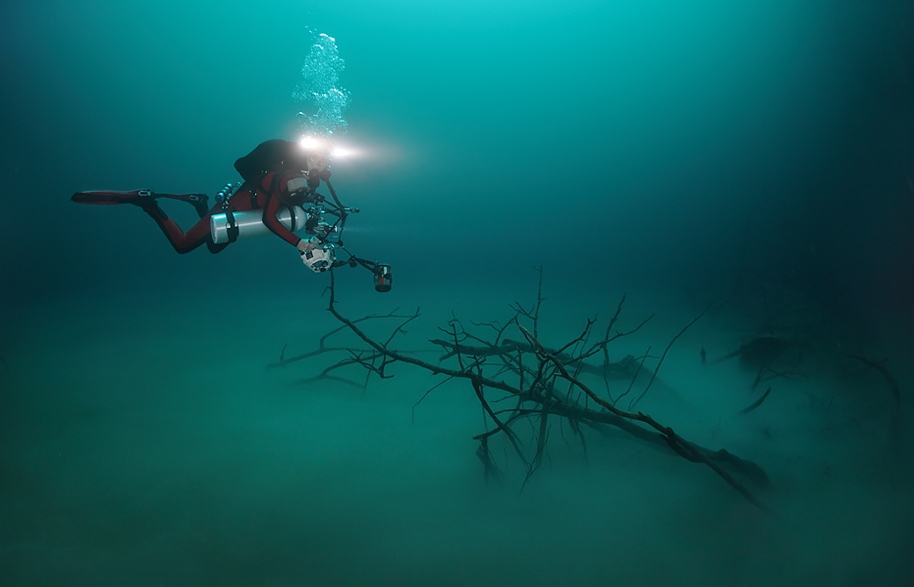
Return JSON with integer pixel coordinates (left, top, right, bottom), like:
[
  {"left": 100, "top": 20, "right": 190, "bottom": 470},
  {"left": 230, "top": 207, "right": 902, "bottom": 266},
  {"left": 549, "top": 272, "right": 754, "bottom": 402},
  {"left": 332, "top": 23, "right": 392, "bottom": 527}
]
[{"left": 2, "top": 1, "right": 914, "bottom": 585}]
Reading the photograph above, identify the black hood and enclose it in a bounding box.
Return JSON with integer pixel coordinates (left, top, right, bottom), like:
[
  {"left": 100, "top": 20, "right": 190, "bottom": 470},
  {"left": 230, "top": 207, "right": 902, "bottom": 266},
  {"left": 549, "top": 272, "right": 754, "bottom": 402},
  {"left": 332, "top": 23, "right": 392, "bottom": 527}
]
[{"left": 233, "top": 139, "right": 308, "bottom": 184}]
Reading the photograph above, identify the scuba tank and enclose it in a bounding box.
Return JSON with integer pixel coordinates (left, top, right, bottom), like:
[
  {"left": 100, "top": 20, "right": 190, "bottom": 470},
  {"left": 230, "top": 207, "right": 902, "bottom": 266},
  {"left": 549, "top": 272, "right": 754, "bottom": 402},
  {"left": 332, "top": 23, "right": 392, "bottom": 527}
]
[
  {"left": 210, "top": 205, "right": 310, "bottom": 244},
  {"left": 209, "top": 180, "right": 311, "bottom": 245}
]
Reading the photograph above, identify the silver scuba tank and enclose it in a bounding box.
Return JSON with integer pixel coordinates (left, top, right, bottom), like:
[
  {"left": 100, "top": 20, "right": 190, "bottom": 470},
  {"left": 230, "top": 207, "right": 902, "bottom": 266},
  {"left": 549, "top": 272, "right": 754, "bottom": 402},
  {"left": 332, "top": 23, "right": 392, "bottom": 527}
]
[{"left": 210, "top": 205, "right": 309, "bottom": 244}]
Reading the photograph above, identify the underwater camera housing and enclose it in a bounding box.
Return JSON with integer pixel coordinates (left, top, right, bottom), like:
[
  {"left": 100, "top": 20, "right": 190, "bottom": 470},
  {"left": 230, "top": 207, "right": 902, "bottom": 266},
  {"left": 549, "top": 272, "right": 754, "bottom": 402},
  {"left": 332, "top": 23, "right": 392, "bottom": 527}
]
[{"left": 302, "top": 243, "right": 336, "bottom": 272}]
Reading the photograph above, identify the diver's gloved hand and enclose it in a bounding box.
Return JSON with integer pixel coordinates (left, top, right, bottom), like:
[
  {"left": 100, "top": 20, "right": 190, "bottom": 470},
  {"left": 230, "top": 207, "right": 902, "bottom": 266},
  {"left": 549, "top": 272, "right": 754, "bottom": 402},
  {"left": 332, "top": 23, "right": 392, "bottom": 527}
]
[
  {"left": 297, "top": 237, "right": 318, "bottom": 255},
  {"left": 286, "top": 176, "right": 309, "bottom": 193}
]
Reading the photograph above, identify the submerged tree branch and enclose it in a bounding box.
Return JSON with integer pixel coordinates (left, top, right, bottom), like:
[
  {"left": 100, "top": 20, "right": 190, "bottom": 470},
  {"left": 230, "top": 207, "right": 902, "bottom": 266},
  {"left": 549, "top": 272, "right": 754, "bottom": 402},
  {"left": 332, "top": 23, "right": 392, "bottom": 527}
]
[{"left": 292, "top": 270, "right": 770, "bottom": 510}]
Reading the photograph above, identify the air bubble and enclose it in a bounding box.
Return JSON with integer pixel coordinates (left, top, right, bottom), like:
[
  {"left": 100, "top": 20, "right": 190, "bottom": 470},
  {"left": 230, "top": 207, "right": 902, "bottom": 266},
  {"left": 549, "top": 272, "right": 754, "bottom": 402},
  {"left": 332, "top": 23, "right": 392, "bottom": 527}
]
[{"left": 293, "top": 31, "right": 350, "bottom": 135}]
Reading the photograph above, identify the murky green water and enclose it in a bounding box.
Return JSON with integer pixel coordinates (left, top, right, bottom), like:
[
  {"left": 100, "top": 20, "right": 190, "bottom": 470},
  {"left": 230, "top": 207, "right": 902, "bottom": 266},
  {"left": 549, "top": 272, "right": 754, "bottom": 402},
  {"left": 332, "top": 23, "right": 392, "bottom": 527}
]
[{"left": 2, "top": 1, "right": 913, "bottom": 585}]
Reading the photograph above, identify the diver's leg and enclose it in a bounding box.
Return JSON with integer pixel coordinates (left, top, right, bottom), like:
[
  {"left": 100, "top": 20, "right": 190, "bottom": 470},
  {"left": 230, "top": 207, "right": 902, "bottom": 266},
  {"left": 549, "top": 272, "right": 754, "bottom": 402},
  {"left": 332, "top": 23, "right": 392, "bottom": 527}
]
[
  {"left": 154, "top": 199, "right": 228, "bottom": 254},
  {"left": 140, "top": 202, "right": 212, "bottom": 254},
  {"left": 154, "top": 193, "right": 210, "bottom": 218}
]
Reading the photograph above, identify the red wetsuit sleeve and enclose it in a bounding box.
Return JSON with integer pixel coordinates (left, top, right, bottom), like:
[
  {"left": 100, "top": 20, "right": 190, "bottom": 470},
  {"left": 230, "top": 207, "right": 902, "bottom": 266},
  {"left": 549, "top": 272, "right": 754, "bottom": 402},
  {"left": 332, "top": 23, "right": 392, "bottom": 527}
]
[{"left": 260, "top": 171, "right": 303, "bottom": 247}]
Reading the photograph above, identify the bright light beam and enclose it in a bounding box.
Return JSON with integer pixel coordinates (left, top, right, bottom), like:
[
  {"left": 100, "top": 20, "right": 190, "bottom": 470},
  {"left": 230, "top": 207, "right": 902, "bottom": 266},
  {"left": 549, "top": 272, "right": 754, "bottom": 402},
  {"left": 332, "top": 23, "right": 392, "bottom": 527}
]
[
  {"left": 330, "top": 145, "right": 359, "bottom": 159},
  {"left": 299, "top": 135, "right": 325, "bottom": 151}
]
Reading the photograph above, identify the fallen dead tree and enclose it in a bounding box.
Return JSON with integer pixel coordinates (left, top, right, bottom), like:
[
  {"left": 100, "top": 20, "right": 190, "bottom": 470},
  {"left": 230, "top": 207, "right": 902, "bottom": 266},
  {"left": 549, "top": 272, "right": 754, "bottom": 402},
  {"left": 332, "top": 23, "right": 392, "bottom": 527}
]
[{"left": 273, "top": 270, "right": 771, "bottom": 510}]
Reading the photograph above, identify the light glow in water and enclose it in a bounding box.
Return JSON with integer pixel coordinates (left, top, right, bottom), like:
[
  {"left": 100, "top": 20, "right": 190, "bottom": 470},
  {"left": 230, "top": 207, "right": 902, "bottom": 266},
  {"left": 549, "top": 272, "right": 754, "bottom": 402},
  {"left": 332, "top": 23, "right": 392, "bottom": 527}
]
[
  {"left": 330, "top": 145, "right": 359, "bottom": 159},
  {"left": 298, "top": 135, "right": 325, "bottom": 151}
]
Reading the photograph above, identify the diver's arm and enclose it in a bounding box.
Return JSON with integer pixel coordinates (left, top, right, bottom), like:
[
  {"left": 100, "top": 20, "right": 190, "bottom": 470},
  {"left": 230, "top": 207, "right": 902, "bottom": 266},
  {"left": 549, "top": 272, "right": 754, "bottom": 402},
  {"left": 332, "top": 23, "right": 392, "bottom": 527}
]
[
  {"left": 262, "top": 192, "right": 304, "bottom": 247},
  {"left": 260, "top": 171, "right": 306, "bottom": 247}
]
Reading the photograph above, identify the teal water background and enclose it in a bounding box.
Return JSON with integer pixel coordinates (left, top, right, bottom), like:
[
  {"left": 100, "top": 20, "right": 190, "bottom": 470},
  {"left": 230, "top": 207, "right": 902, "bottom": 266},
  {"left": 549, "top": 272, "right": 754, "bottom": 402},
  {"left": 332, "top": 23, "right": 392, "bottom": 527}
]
[{"left": 2, "top": 1, "right": 914, "bottom": 585}]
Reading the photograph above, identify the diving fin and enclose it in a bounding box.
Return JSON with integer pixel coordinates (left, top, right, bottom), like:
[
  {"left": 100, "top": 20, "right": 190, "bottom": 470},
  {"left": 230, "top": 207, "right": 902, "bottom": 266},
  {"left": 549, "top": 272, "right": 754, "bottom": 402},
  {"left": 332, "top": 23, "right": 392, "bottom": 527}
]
[
  {"left": 72, "top": 190, "right": 209, "bottom": 216},
  {"left": 71, "top": 189, "right": 155, "bottom": 206}
]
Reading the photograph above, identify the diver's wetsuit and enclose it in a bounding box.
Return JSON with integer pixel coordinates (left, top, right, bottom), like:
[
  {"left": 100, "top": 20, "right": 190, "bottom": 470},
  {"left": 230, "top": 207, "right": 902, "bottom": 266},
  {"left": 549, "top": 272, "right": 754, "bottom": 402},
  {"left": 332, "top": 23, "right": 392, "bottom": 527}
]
[
  {"left": 141, "top": 139, "right": 313, "bottom": 254},
  {"left": 142, "top": 170, "right": 306, "bottom": 254}
]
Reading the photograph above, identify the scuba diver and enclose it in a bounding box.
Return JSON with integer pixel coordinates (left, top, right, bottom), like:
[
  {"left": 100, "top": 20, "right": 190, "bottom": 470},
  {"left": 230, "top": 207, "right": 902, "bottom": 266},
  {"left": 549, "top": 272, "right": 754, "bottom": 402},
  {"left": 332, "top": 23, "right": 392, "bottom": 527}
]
[{"left": 72, "top": 138, "right": 392, "bottom": 289}]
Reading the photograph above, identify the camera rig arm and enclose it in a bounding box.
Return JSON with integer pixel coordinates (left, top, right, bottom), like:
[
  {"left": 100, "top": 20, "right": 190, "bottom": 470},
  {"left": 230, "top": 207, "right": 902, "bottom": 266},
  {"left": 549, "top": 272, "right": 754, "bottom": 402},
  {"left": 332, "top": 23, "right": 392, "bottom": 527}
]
[{"left": 307, "top": 177, "right": 392, "bottom": 292}]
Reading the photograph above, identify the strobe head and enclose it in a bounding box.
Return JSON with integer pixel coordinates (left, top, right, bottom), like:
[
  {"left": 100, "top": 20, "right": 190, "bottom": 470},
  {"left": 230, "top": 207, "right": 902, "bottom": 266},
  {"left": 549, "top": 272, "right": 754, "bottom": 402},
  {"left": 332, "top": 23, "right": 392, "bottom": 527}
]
[{"left": 373, "top": 264, "right": 392, "bottom": 293}]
